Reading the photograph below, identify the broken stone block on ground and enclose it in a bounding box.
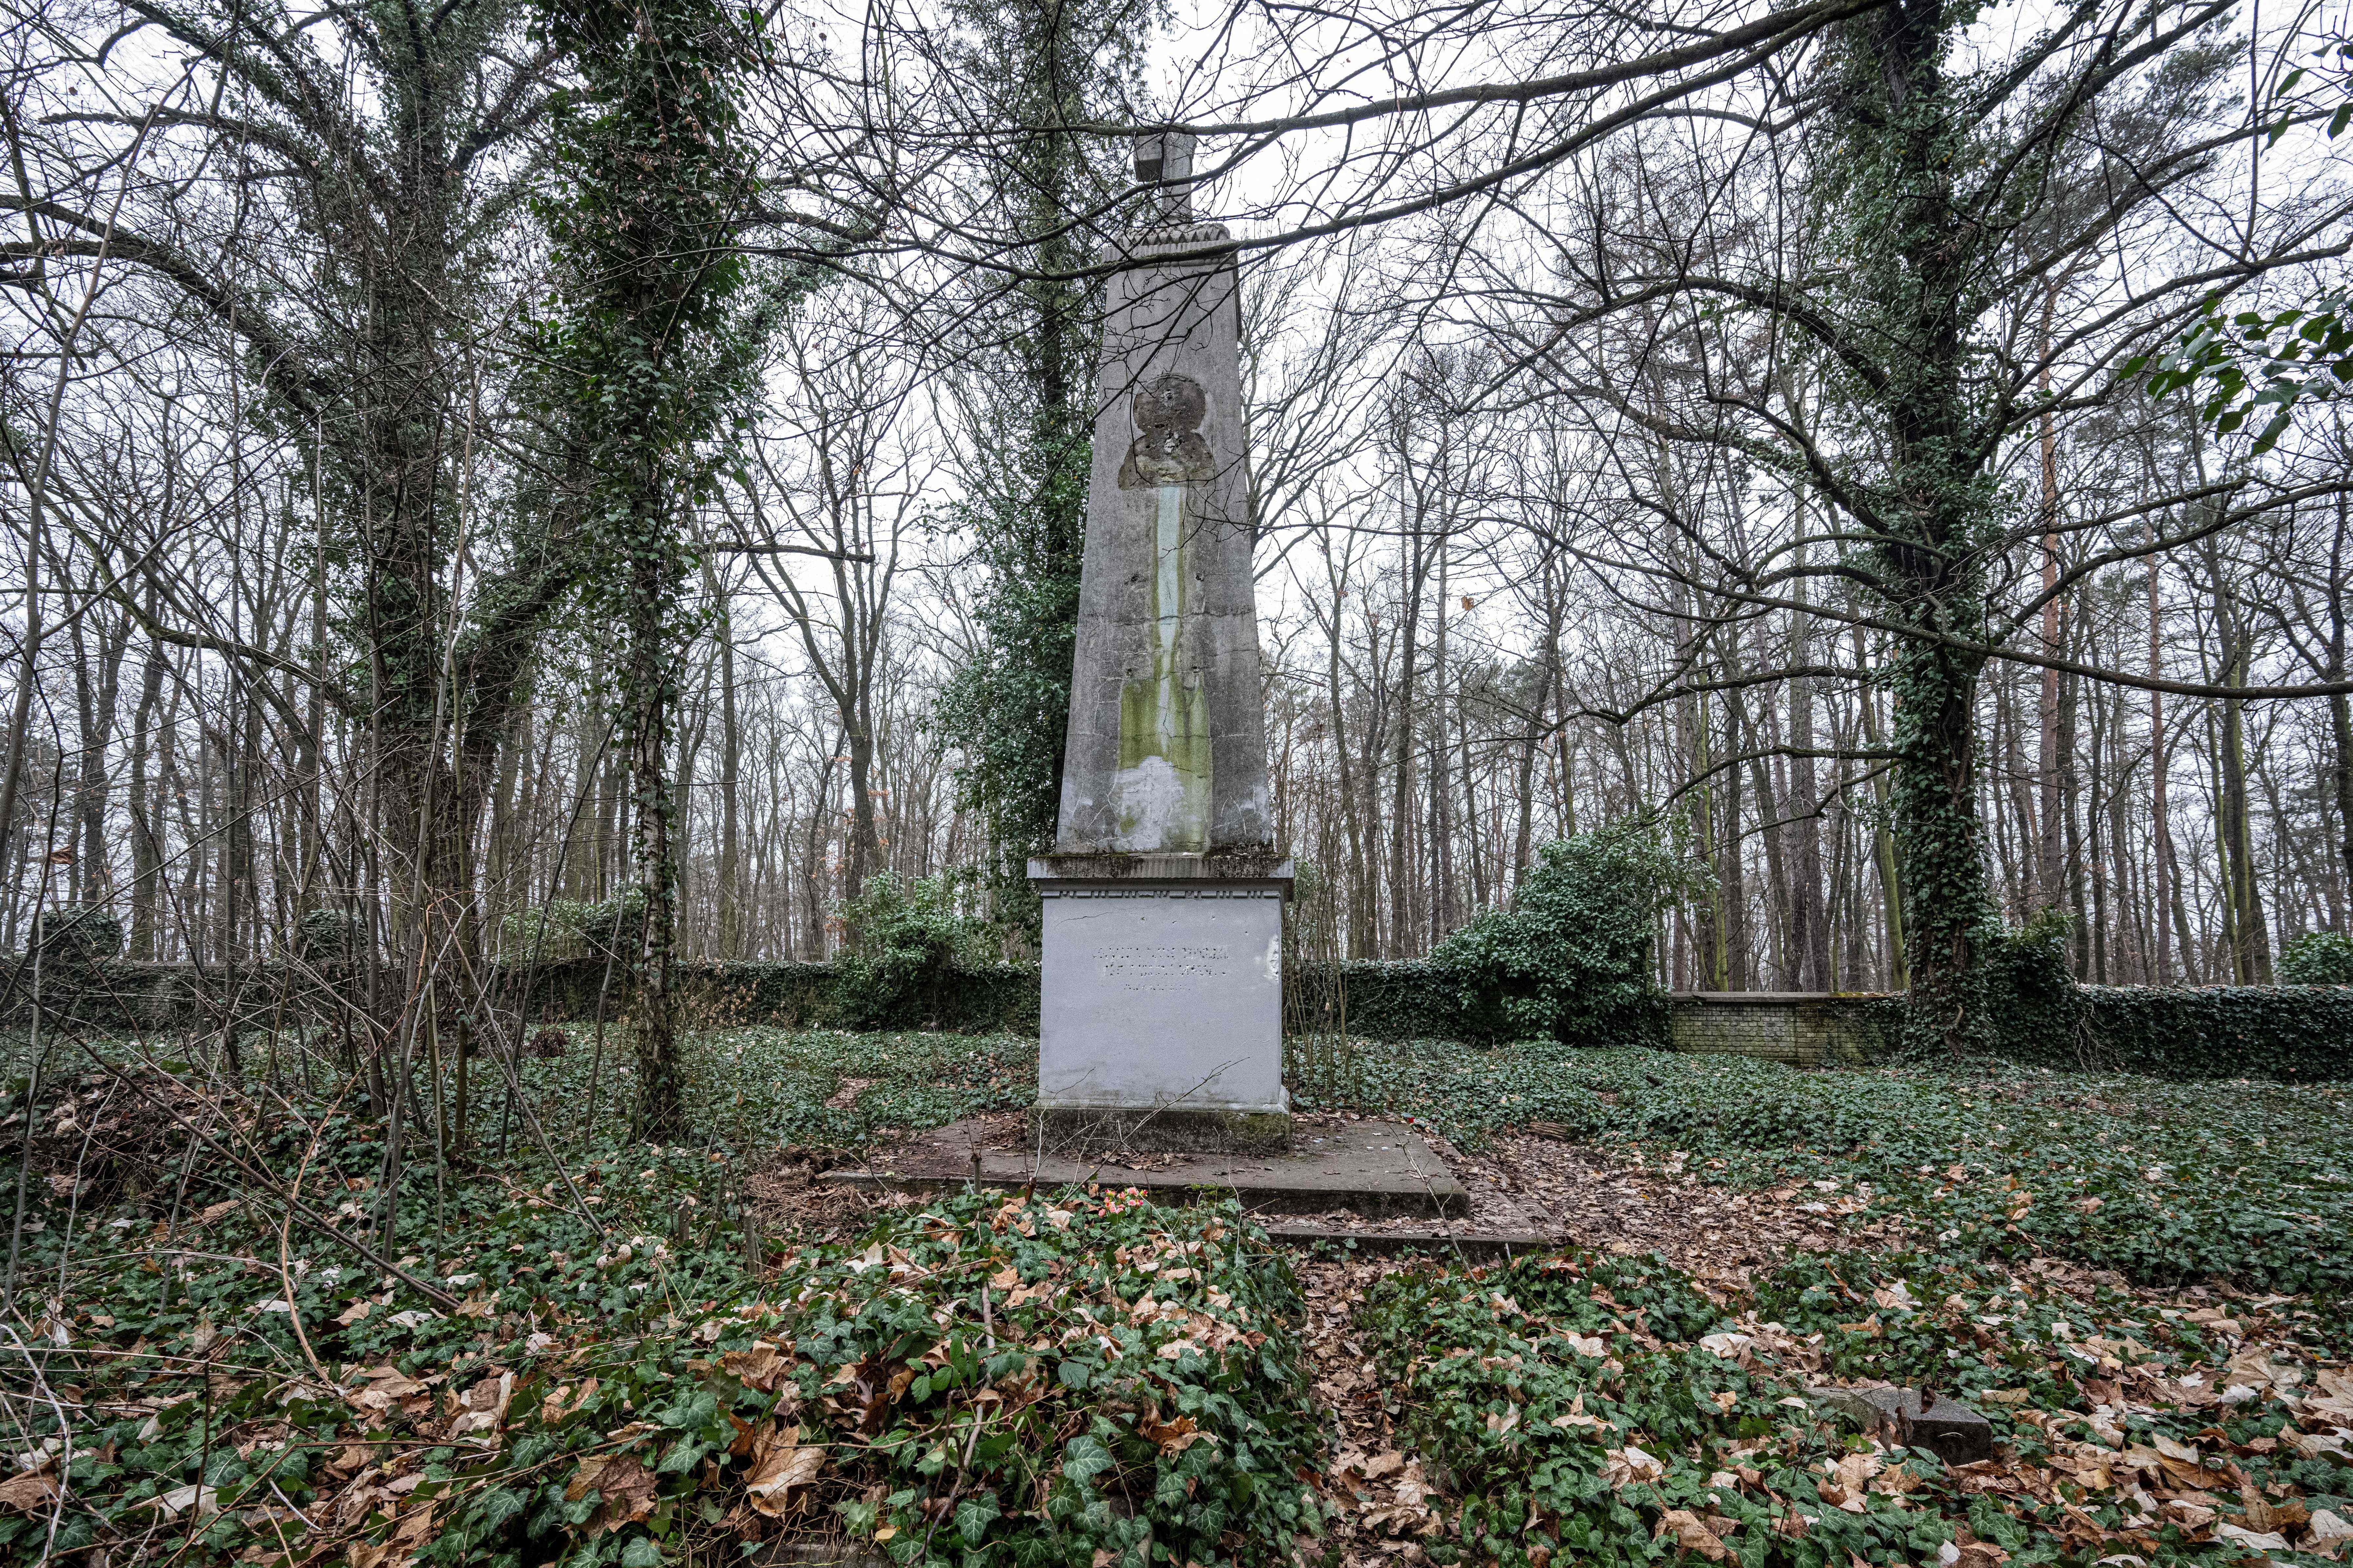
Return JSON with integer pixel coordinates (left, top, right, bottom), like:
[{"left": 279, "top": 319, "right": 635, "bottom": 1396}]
[{"left": 1805, "top": 1384, "right": 1995, "bottom": 1465}]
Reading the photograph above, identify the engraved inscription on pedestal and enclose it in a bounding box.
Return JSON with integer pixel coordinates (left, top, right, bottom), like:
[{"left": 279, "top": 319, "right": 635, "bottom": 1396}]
[
  {"left": 1036, "top": 883, "right": 1284, "bottom": 1115},
  {"left": 1097, "top": 941, "right": 1226, "bottom": 991}
]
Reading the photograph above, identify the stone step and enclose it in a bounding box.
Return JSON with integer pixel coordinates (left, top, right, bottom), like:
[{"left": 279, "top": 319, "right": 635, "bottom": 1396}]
[
  {"left": 818, "top": 1118, "right": 1467, "bottom": 1219},
  {"left": 1259, "top": 1223, "right": 1563, "bottom": 1262}
]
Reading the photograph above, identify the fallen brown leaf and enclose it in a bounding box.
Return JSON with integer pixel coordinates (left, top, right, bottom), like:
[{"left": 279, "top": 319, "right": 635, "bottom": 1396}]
[
  {"left": 721, "top": 1342, "right": 790, "bottom": 1393},
  {"left": 743, "top": 1423, "right": 825, "bottom": 1517},
  {"left": 1657, "top": 1508, "right": 1730, "bottom": 1562},
  {"left": 0, "top": 1472, "right": 59, "bottom": 1512},
  {"left": 567, "top": 1452, "right": 658, "bottom": 1536}
]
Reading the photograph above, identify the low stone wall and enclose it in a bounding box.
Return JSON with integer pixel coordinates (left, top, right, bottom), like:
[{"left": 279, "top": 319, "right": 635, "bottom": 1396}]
[
  {"left": 0, "top": 961, "right": 321, "bottom": 1035},
  {"left": 21, "top": 961, "right": 2339, "bottom": 1083},
  {"left": 1666, "top": 992, "right": 1896, "bottom": 1065},
  {"left": 0, "top": 957, "right": 1042, "bottom": 1038},
  {"left": 510, "top": 958, "right": 1042, "bottom": 1035},
  {"left": 12, "top": 956, "right": 1882, "bottom": 1058}
]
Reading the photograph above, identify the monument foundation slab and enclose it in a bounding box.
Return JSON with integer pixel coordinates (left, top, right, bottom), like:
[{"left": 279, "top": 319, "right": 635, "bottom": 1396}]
[{"left": 823, "top": 1115, "right": 1467, "bottom": 1218}]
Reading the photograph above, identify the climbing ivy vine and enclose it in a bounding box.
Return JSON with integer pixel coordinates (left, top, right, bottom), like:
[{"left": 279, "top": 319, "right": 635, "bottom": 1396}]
[
  {"left": 2132, "top": 34, "right": 2353, "bottom": 448},
  {"left": 931, "top": 0, "right": 1159, "bottom": 940},
  {"left": 534, "top": 0, "right": 767, "bottom": 1134},
  {"left": 1810, "top": 0, "right": 2006, "bottom": 1055}
]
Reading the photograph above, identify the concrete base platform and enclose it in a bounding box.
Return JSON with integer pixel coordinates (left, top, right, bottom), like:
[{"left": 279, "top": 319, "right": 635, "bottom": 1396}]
[
  {"left": 821, "top": 1116, "right": 1467, "bottom": 1218},
  {"left": 1031, "top": 1104, "right": 1291, "bottom": 1155}
]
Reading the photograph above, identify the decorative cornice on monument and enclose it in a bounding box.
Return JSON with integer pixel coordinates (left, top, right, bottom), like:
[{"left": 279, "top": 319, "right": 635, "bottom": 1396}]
[
  {"left": 1027, "top": 852, "right": 1293, "bottom": 890},
  {"left": 1128, "top": 221, "right": 1237, "bottom": 256}
]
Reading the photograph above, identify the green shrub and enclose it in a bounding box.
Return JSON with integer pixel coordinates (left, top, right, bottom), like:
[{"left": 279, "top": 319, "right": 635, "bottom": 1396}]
[
  {"left": 500, "top": 898, "right": 598, "bottom": 960},
  {"left": 2282, "top": 929, "right": 2353, "bottom": 984},
  {"left": 496, "top": 891, "right": 646, "bottom": 964},
  {"left": 291, "top": 906, "right": 365, "bottom": 963},
  {"left": 833, "top": 871, "right": 994, "bottom": 1030},
  {"left": 1426, "top": 828, "right": 1684, "bottom": 1044},
  {"left": 28, "top": 903, "right": 122, "bottom": 973},
  {"left": 581, "top": 887, "right": 647, "bottom": 958}
]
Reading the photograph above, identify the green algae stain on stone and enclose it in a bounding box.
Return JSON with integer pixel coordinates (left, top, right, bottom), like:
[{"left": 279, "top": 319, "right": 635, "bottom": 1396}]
[{"left": 1111, "top": 483, "right": 1212, "bottom": 850}]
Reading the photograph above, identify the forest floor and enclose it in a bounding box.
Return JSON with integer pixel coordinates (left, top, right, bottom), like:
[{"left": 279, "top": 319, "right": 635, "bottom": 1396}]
[{"left": 3, "top": 1028, "right": 2350, "bottom": 1568}]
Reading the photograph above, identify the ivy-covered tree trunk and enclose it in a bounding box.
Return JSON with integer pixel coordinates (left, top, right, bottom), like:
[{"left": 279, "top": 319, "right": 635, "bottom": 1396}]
[
  {"left": 932, "top": 0, "right": 1153, "bottom": 939},
  {"left": 623, "top": 495, "right": 690, "bottom": 1137},
  {"left": 1887, "top": 641, "right": 1995, "bottom": 1050},
  {"left": 1827, "top": 0, "right": 2001, "bottom": 1054},
  {"left": 540, "top": 0, "right": 761, "bottom": 1139}
]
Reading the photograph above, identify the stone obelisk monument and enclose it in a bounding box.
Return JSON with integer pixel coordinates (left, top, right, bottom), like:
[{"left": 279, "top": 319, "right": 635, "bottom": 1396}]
[{"left": 1027, "top": 131, "right": 1292, "bottom": 1153}]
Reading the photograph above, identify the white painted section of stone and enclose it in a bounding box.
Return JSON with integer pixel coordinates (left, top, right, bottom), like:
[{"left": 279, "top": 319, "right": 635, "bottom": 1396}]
[
  {"left": 1107, "top": 756, "right": 1189, "bottom": 852},
  {"left": 1037, "top": 886, "right": 1287, "bottom": 1114}
]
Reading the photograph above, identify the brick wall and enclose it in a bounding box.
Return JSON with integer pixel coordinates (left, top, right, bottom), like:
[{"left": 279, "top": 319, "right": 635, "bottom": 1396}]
[{"left": 1667, "top": 992, "right": 1895, "bottom": 1065}]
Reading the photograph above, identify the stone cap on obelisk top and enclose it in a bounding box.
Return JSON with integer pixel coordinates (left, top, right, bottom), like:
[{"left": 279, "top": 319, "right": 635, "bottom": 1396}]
[
  {"left": 1133, "top": 129, "right": 1196, "bottom": 224},
  {"left": 1034, "top": 126, "right": 1283, "bottom": 881}
]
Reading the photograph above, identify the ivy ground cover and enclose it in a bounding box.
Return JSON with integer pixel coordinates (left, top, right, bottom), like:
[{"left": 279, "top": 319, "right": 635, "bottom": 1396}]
[
  {"left": 0, "top": 1131, "right": 1318, "bottom": 1568},
  {"left": 1294, "top": 1043, "right": 2353, "bottom": 1296},
  {"left": 1346, "top": 1242, "right": 2353, "bottom": 1566},
  {"left": 9, "top": 1028, "right": 2352, "bottom": 1568}
]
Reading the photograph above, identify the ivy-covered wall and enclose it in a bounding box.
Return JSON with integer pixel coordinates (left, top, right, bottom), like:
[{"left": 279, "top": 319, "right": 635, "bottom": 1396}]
[
  {"left": 0, "top": 962, "right": 297, "bottom": 1035},
  {"left": 510, "top": 958, "right": 1586, "bottom": 1041},
  {"left": 1740, "top": 985, "right": 2353, "bottom": 1082},
  {"left": 508, "top": 958, "right": 1043, "bottom": 1035},
  {"left": 2058, "top": 985, "right": 2352, "bottom": 1082},
  {"left": 1296, "top": 960, "right": 1476, "bottom": 1042},
  {"left": 0, "top": 958, "right": 1044, "bottom": 1037},
  {"left": 7, "top": 960, "right": 2348, "bottom": 1083}
]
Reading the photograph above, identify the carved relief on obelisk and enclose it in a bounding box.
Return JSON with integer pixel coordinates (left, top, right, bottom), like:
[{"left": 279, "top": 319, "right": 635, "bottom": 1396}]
[{"left": 1107, "top": 371, "right": 1215, "bottom": 849}]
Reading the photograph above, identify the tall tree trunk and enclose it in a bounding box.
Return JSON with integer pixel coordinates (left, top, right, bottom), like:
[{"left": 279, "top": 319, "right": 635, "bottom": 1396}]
[
  {"left": 127, "top": 627, "right": 166, "bottom": 960},
  {"left": 845, "top": 666, "right": 881, "bottom": 897},
  {"left": 1835, "top": 0, "right": 2000, "bottom": 1048},
  {"left": 2330, "top": 496, "right": 2353, "bottom": 928},
  {"left": 2034, "top": 287, "right": 2064, "bottom": 917},
  {"left": 1430, "top": 544, "right": 1455, "bottom": 940},
  {"left": 1390, "top": 497, "right": 1423, "bottom": 958},
  {"left": 624, "top": 494, "right": 687, "bottom": 1136},
  {"left": 1355, "top": 615, "right": 1386, "bottom": 956},
  {"left": 1855, "top": 628, "right": 1907, "bottom": 989},
  {"left": 2149, "top": 551, "right": 2172, "bottom": 981},
  {"left": 1513, "top": 610, "right": 1551, "bottom": 888},
  {"left": 1325, "top": 560, "right": 1372, "bottom": 957},
  {"left": 1719, "top": 681, "right": 1750, "bottom": 990},
  {"left": 1747, "top": 735, "right": 1789, "bottom": 988},
  {"left": 1687, "top": 681, "right": 1724, "bottom": 988},
  {"left": 716, "top": 575, "right": 744, "bottom": 958},
  {"left": 1786, "top": 586, "right": 1830, "bottom": 989},
  {"left": 2219, "top": 636, "right": 2272, "bottom": 983},
  {"left": 2058, "top": 657, "right": 2085, "bottom": 969}
]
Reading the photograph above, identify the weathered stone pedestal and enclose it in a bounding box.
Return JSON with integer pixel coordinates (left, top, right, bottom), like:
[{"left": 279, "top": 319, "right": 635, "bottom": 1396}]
[{"left": 1029, "top": 854, "right": 1291, "bottom": 1152}]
